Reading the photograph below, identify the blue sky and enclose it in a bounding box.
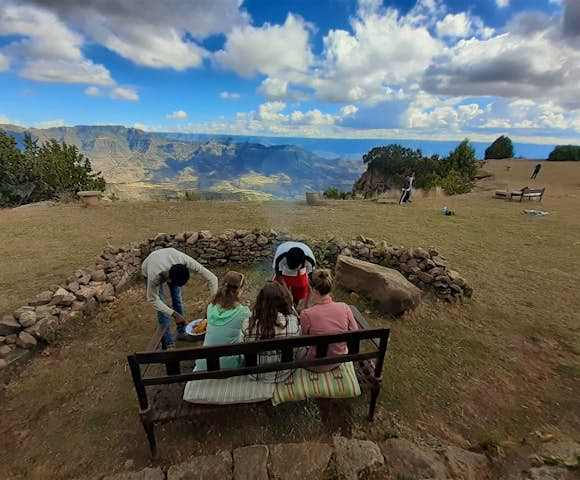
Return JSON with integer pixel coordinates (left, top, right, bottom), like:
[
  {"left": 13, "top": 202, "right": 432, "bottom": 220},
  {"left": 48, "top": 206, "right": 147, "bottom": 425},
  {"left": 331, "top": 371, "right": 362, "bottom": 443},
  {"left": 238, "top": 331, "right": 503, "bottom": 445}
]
[{"left": 0, "top": 0, "right": 579, "bottom": 144}]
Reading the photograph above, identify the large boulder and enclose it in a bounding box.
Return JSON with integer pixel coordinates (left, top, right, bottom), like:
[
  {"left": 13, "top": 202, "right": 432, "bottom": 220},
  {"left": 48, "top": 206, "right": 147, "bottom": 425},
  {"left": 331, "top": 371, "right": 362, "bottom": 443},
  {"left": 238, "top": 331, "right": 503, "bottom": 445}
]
[{"left": 335, "top": 255, "right": 421, "bottom": 315}]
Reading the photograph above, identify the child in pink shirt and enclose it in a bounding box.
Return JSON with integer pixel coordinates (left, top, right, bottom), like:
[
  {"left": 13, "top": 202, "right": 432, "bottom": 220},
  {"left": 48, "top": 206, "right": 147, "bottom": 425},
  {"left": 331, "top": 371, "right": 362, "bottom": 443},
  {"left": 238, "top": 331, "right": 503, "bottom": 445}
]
[{"left": 300, "top": 269, "right": 358, "bottom": 371}]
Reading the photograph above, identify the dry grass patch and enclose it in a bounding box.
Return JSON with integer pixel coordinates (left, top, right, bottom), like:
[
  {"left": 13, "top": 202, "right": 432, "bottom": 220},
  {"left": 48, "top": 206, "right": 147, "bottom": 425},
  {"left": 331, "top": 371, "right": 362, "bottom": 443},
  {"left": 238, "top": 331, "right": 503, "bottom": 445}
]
[{"left": 0, "top": 160, "right": 579, "bottom": 478}]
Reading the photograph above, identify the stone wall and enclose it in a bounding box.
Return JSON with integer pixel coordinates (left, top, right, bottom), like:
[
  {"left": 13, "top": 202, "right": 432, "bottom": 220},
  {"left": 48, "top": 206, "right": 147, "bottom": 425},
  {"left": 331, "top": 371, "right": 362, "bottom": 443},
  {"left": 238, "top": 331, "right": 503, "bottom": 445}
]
[{"left": 0, "top": 228, "right": 473, "bottom": 369}]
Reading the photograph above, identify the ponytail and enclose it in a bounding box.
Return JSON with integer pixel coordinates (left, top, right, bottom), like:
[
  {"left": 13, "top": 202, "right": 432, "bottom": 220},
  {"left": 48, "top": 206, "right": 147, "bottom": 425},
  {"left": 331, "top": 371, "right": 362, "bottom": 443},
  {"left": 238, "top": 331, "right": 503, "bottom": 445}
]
[{"left": 212, "top": 271, "right": 244, "bottom": 309}]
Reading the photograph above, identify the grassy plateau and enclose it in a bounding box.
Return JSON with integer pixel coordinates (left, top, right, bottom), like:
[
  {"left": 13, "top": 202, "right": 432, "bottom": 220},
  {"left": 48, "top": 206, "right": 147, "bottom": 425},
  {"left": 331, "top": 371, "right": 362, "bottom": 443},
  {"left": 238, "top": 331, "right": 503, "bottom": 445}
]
[{"left": 0, "top": 159, "right": 579, "bottom": 479}]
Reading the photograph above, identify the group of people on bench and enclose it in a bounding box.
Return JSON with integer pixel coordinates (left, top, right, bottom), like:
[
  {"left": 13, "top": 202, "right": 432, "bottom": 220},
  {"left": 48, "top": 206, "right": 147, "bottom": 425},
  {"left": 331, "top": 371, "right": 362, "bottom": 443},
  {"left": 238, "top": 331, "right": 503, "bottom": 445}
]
[{"left": 141, "top": 241, "right": 358, "bottom": 382}]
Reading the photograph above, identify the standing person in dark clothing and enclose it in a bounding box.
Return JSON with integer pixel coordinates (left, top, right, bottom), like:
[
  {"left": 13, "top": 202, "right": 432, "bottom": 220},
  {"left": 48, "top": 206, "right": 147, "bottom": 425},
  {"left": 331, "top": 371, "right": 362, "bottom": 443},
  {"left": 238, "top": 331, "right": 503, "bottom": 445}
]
[
  {"left": 531, "top": 163, "right": 542, "bottom": 179},
  {"left": 399, "top": 173, "right": 414, "bottom": 204}
]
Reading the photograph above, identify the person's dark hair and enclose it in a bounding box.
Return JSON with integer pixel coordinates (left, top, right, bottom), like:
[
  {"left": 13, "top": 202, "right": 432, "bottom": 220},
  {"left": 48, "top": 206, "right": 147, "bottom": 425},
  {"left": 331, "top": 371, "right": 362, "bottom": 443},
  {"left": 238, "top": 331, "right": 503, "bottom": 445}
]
[
  {"left": 168, "top": 264, "right": 190, "bottom": 287},
  {"left": 286, "top": 247, "right": 306, "bottom": 270},
  {"left": 248, "top": 282, "right": 293, "bottom": 339},
  {"left": 212, "top": 271, "right": 244, "bottom": 310},
  {"left": 309, "top": 269, "right": 333, "bottom": 296}
]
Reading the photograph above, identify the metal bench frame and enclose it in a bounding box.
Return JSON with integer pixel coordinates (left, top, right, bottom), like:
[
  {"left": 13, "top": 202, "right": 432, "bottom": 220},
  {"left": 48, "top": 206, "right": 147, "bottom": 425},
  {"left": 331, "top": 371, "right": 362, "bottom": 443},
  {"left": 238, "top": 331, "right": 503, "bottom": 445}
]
[{"left": 127, "top": 306, "right": 390, "bottom": 457}]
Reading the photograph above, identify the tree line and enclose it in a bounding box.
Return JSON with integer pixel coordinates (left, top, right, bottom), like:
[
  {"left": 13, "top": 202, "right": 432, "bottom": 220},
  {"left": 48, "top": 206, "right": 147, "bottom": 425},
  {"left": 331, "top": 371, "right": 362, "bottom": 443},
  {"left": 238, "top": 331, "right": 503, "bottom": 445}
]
[
  {"left": 0, "top": 131, "right": 105, "bottom": 207},
  {"left": 344, "top": 139, "right": 480, "bottom": 198}
]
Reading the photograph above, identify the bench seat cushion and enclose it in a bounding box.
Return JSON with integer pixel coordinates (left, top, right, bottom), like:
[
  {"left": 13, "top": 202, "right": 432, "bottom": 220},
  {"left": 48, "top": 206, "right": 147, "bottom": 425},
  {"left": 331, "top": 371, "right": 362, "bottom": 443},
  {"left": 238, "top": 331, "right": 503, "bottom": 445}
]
[
  {"left": 183, "top": 375, "right": 275, "bottom": 405},
  {"left": 272, "top": 362, "right": 361, "bottom": 406}
]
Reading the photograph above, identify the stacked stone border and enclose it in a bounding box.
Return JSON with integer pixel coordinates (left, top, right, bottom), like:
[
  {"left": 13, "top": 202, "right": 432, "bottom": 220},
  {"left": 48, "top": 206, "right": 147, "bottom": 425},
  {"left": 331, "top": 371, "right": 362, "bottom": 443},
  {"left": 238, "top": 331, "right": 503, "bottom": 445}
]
[
  {"left": 95, "top": 438, "right": 580, "bottom": 480},
  {"left": 95, "top": 436, "right": 494, "bottom": 480},
  {"left": 0, "top": 229, "right": 473, "bottom": 368}
]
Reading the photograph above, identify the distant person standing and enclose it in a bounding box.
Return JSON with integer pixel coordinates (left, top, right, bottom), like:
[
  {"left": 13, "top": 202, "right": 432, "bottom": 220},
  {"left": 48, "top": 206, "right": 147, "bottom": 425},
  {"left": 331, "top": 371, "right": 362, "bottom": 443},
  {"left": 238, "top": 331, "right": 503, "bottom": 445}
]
[
  {"left": 141, "top": 248, "right": 218, "bottom": 347},
  {"left": 531, "top": 163, "right": 542, "bottom": 180},
  {"left": 399, "top": 173, "right": 414, "bottom": 204}
]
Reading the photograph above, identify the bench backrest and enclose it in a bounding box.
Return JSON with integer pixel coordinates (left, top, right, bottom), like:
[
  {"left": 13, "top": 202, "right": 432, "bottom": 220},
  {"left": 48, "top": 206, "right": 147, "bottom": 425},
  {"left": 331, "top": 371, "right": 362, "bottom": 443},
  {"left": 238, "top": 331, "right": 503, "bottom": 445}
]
[
  {"left": 522, "top": 187, "right": 545, "bottom": 194},
  {"left": 128, "top": 327, "right": 390, "bottom": 411}
]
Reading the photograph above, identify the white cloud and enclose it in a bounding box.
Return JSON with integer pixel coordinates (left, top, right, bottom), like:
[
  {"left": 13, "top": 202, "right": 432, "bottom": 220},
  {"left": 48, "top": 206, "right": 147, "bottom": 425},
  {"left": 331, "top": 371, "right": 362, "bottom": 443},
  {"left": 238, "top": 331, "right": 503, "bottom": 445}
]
[
  {"left": 109, "top": 87, "right": 139, "bottom": 101},
  {"left": 84, "top": 86, "right": 101, "bottom": 96},
  {"left": 166, "top": 110, "right": 188, "bottom": 120},
  {"left": 436, "top": 13, "right": 471, "bottom": 38},
  {"left": 496, "top": 0, "right": 509, "bottom": 8},
  {"left": 340, "top": 105, "right": 359, "bottom": 117},
  {"left": 20, "top": 59, "right": 114, "bottom": 85},
  {"left": 36, "top": 119, "right": 66, "bottom": 128},
  {"left": 0, "top": 2, "right": 116, "bottom": 86},
  {"left": 422, "top": 24, "right": 580, "bottom": 109},
  {"left": 0, "top": 52, "right": 9, "bottom": 71},
  {"left": 25, "top": 0, "right": 249, "bottom": 71},
  {"left": 215, "top": 14, "right": 314, "bottom": 77},
  {"left": 220, "top": 91, "right": 241, "bottom": 100}
]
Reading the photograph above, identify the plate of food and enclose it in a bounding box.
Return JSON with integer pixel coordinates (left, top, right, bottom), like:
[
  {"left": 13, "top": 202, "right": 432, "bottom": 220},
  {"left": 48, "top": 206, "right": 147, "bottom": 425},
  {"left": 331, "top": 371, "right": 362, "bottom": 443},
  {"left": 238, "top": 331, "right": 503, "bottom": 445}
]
[{"left": 186, "top": 318, "right": 208, "bottom": 338}]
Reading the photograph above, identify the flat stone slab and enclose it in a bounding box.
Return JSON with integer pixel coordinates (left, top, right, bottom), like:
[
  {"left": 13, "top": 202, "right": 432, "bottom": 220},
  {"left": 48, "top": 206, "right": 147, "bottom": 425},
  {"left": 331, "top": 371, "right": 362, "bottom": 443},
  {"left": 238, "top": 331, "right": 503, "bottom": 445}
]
[
  {"left": 333, "top": 436, "right": 384, "bottom": 480},
  {"left": 233, "top": 445, "right": 269, "bottom": 480},
  {"left": 168, "top": 451, "right": 233, "bottom": 480},
  {"left": 539, "top": 442, "right": 580, "bottom": 464},
  {"left": 102, "top": 467, "right": 164, "bottom": 480},
  {"left": 380, "top": 438, "right": 449, "bottom": 479},
  {"left": 527, "top": 466, "right": 576, "bottom": 480},
  {"left": 442, "top": 446, "right": 490, "bottom": 480},
  {"left": 268, "top": 442, "right": 332, "bottom": 480}
]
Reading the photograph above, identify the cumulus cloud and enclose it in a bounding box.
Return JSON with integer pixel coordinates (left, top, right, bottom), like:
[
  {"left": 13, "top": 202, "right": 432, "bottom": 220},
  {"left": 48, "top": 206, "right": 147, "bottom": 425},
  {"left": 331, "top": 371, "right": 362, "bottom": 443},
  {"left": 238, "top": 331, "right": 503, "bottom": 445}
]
[
  {"left": 20, "top": 59, "right": 114, "bottom": 85},
  {"left": 436, "top": 13, "right": 471, "bottom": 38},
  {"left": 421, "top": 24, "right": 580, "bottom": 108},
  {"left": 496, "top": 0, "right": 509, "bottom": 8},
  {"left": 0, "top": 2, "right": 115, "bottom": 85},
  {"left": 215, "top": 14, "right": 314, "bottom": 77},
  {"left": 25, "top": 0, "right": 248, "bottom": 70},
  {"left": 166, "top": 110, "right": 188, "bottom": 120},
  {"left": 109, "top": 87, "right": 139, "bottom": 101},
  {"left": 220, "top": 91, "right": 241, "bottom": 100},
  {"left": 563, "top": 0, "right": 580, "bottom": 38},
  {"left": 85, "top": 86, "right": 100, "bottom": 96}
]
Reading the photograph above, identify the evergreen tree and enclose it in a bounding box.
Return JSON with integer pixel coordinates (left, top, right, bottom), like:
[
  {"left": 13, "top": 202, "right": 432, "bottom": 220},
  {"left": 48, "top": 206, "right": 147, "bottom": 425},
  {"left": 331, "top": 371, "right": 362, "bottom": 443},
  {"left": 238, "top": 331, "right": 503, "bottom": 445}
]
[
  {"left": 485, "top": 135, "right": 514, "bottom": 159},
  {"left": 0, "top": 131, "right": 105, "bottom": 207},
  {"left": 547, "top": 145, "right": 580, "bottom": 161}
]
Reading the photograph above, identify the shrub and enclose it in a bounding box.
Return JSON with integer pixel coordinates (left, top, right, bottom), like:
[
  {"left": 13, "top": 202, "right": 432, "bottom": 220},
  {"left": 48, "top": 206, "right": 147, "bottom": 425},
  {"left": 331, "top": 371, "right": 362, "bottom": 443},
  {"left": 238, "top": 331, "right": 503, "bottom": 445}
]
[
  {"left": 323, "top": 187, "right": 342, "bottom": 199},
  {"left": 548, "top": 145, "right": 580, "bottom": 161},
  {"left": 439, "top": 170, "right": 473, "bottom": 195},
  {"left": 181, "top": 190, "right": 201, "bottom": 201}
]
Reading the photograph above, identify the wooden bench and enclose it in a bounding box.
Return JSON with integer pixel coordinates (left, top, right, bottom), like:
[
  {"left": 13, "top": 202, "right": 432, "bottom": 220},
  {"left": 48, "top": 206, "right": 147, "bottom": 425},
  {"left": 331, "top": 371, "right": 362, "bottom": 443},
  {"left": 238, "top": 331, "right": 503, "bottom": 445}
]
[
  {"left": 510, "top": 187, "right": 545, "bottom": 201},
  {"left": 127, "top": 306, "right": 390, "bottom": 457},
  {"left": 495, "top": 187, "right": 545, "bottom": 201}
]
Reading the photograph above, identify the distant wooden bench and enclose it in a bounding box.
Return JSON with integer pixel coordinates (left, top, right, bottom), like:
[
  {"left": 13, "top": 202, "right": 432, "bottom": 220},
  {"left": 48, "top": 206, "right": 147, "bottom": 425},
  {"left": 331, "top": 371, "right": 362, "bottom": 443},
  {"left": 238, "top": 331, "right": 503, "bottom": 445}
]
[
  {"left": 495, "top": 187, "right": 545, "bottom": 201},
  {"left": 127, "top": 306, "right": 389, "bottom": 457},
  {"left": 510, "top": 187, "right": 545, "bottom": 201}
]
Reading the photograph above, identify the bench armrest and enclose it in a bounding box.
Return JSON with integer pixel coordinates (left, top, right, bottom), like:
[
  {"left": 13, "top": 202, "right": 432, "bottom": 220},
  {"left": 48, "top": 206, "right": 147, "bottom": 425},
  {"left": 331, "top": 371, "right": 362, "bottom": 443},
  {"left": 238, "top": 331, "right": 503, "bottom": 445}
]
[{"left": 349, "top": 304, "right": 370, "bottom": 330}]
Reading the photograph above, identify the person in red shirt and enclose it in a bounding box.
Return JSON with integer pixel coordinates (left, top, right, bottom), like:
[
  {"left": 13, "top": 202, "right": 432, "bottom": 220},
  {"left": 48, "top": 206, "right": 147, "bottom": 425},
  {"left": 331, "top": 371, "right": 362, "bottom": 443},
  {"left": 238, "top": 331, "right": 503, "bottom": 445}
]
[
  {"left": 300, "top": 269, "right": 358, "bottom": 371},
  {"left": 273, "top": 241, "right": 316, "bottom": 307}
]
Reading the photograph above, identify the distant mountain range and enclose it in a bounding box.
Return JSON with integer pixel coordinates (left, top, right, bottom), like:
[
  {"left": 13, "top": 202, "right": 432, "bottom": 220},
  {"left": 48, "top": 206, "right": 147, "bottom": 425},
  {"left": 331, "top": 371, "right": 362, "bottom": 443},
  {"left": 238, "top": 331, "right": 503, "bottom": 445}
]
[{"left": 0, "top": 125, "right": 363, "bottom": 200}]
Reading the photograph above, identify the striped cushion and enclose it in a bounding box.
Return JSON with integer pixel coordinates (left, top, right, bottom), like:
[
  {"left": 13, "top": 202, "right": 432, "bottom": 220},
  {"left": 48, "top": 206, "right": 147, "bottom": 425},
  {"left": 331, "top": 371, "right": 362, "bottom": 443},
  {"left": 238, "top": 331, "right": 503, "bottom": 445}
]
[
  {"left": 183, "top": 376, "right": 275, "bottom": 405},
  {"left": 272, "top": 362, "right": 361, "bottom": 406}
]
